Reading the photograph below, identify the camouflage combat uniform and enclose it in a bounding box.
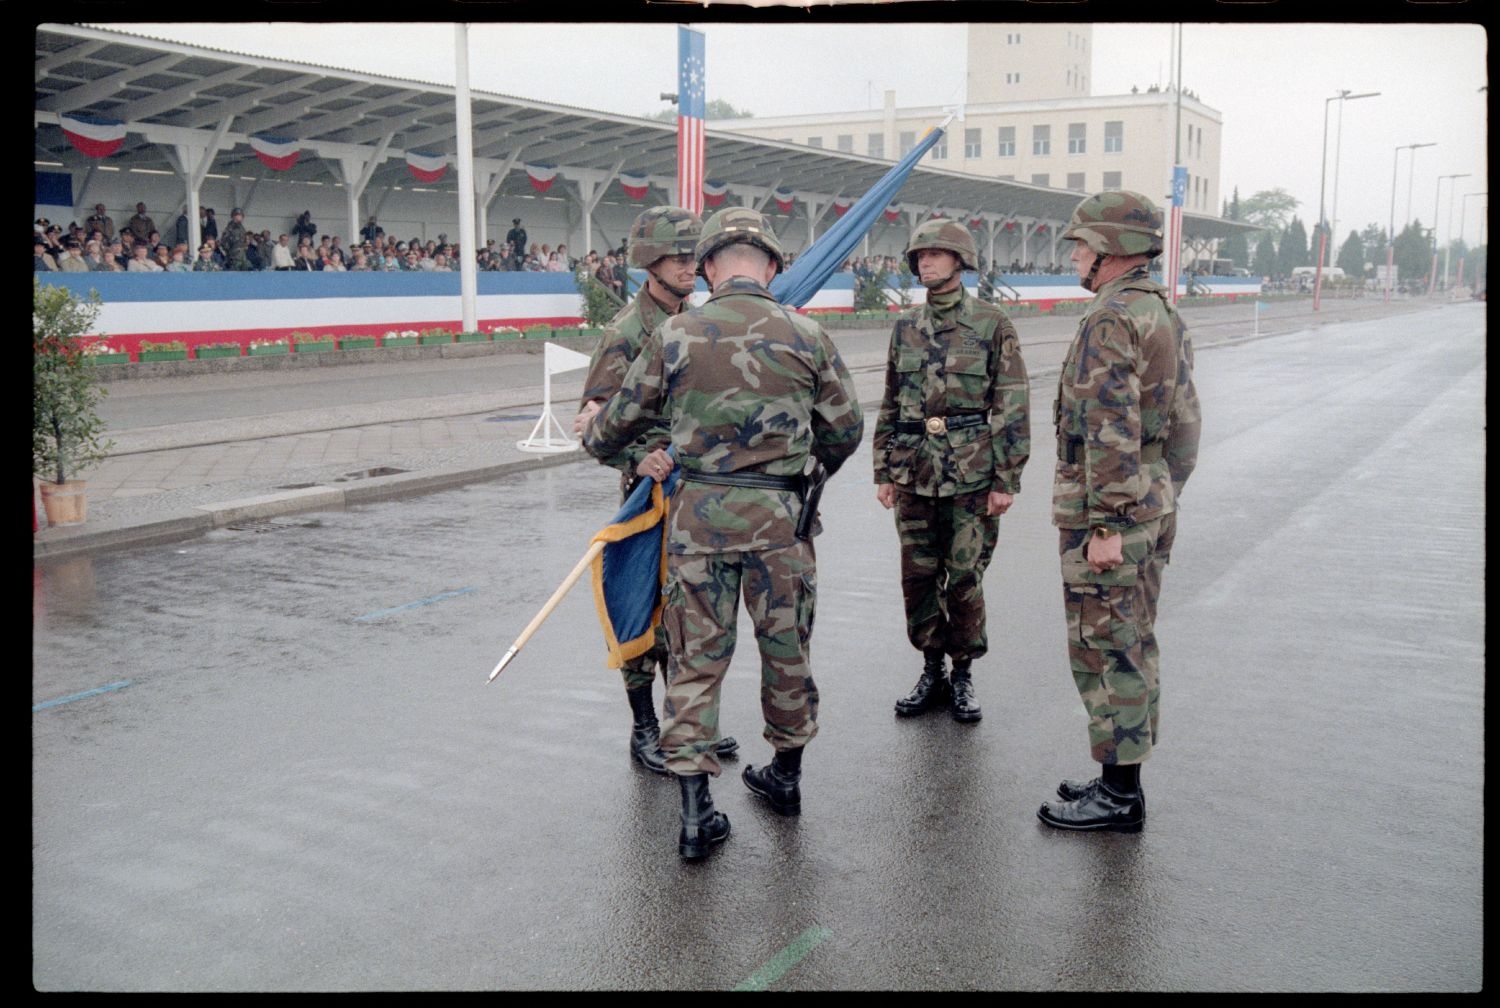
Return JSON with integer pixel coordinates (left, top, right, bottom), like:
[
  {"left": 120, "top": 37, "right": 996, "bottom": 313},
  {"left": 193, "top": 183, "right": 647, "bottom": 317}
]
[
  {"left": 580, "top": 286, "right": 681, "bottom": 691},
  {"left": 584, "top": 275, "right": 864, "bottom": 777},
  {"left": 873, "top": 278, "right": 1031, "bottom": 663},
  {"left": 1053, "top": 261, "right": 1200, "bottom": 766},
  {"left": 220, "top": 215, "right": 250, "bottom": 271}
]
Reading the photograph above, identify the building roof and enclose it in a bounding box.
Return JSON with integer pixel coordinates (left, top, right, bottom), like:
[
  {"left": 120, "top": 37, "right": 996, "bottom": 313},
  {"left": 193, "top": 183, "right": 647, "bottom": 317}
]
[{"left": 34, "top": 23, "right": 1257, "bottom": 243}]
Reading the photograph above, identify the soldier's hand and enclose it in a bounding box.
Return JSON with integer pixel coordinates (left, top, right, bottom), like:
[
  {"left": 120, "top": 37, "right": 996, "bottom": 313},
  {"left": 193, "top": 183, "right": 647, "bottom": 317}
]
[
  {"left": 986, "top": 491, "right": 1013, "bottom": 516},
  {"left": 875, "top": 483, "right": 896, "bottom": 510},
  {"left": 637, "top": 448, "right": 675, "bottom": 483},
  {"left": 1086, "top": 532, "right": 1125, "bottom": 574},
  {"left": 573, "top": 400, "right": 602, "bottom": 436}
]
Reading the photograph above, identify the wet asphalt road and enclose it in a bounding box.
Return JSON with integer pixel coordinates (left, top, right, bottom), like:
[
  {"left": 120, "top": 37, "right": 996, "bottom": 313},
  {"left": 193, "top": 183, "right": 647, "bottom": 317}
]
[{"left": 32, "top": 303, "right": 1484, "bottom": 991}]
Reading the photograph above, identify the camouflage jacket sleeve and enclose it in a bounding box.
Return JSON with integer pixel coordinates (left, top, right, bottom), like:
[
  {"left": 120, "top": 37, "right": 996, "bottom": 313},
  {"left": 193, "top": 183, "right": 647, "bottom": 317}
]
[
  {"left": 578, "top": 293, "right": 671, "bottom": 472},
  {"left": 809, "top": 324, "right": 865, "bottom": 476},
  {"left": 1165, "top": 325, "right": 1201, "bottom": 497},
  {"left": 582, "top": 328, "right": 668, "bottom": 465},
  {"left": 986, "top": 311, "right": 1030, "bottom": 495}
]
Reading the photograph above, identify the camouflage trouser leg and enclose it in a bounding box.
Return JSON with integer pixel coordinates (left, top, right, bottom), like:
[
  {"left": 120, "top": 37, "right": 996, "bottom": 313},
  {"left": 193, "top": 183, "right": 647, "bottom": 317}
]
[
  {"left": 659, "top": 542, "right": 818, "bottom": 777},
  {"left": 1059, "top": 516, "right": 1166, "bottom": 766},
  {"left": 1139, "top": 512, "right": 1175, "bottom": 743},
  {"left": 619, "top": 627, "right": 669, "bottom": 691},
  {"left": 894, "top": 488, "right": 999, "bottom": 661}
]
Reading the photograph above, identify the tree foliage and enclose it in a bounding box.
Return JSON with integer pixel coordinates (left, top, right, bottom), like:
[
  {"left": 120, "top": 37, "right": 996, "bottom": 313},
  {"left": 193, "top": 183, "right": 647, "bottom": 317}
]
[
  {"left": 645, "top": 98, "right": 753, "bottom": 122},
  {"left": 1240, "top": 188, "right": 1300, "bottom": 235},
  {"left": 1336, "top": 230, "right": 1368, "bottom": 277},
  {"left": 575, "top": 265, "right": 624, "bottom": 327},
  {"left": 1277, "top": 216, "right": 1310, "bottom": 276},
  {"left": 34, "top": 278, "right": 113, "bottom": 484},
  {"left": 1252, "top": 234, "right": 1278, "bottom": 279}
]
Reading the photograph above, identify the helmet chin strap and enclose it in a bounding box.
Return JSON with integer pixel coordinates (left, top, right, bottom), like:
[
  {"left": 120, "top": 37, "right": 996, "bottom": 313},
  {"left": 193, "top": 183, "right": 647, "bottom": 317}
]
[
  {"left": 650, "top": 265, "right": 695, "bottom": 300},
  {"left": 1081, "top": 253, "right": 1105, "bottom": 293}
]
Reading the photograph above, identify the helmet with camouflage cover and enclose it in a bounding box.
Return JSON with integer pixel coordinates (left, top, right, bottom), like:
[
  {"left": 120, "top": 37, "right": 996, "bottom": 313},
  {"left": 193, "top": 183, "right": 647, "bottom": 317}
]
[
  {"left": 694, "top": 206, "right": 784, "bottom": 277},
  {"left": 628, "top": 205, "right": 703, "bottom": 268},
  {"left": 905, "top": 217, "right": 979, "bottom": 273},
  {"left": 1062, "top": 190, "right": 1165, "bottom": 258}
]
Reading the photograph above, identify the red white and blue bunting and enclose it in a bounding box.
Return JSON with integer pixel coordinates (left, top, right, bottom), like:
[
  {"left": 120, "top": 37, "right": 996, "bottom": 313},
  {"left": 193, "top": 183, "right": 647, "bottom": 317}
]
[
  {"left": 60, "top": 113, "right": 126, "bottom": 158},
  {"left": 773, "top": 187, "right": 795, "bottom": 214},
  {"left": 883, "top": 204, "right": 902, "bottom": 224},
  {"left": 969, "top": 216, "right": 985, "bottom": 230},
  {"left": 619, "top": 171, "right": 650, "bottom": 201},
  {"left": 703, "top": 179, "right": 729, "bottom": 208},
  {"left": 524, "top": 163, "right": 559, "bottom": 193},
  {"left": 832, "top": 196, "right": 852, "bottom": 218},
  {"left": 249, "top": 135, "right": 300, "bottom": 171},
  {"left": 406, "top": 150, "right": 448, "bottom": 183}
]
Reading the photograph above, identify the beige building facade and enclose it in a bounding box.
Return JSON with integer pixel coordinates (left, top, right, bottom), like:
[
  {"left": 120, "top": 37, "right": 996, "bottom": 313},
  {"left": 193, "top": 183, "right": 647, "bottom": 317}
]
[{"left": 718, "top": 23, "right": 1223, "bottom": 219}]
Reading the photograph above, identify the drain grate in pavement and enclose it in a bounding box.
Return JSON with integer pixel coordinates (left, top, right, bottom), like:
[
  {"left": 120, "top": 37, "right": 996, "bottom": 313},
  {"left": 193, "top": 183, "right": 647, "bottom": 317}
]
[
  {"left": 224, "top": 517, "right": 324, "bottom": 533},
  {"left": 333, "top": 466, "right": 409, "bottom": 481}
]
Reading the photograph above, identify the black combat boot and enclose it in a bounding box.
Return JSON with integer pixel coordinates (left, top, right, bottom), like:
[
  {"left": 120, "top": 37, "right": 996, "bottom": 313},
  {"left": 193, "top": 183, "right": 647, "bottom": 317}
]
[
  {"left": 1037, "top": 764, "right": 1144, "bottom": 833},
  {"left": 949, "top": 659, "right": 982, "bottom": 722},
  {"left": 1057, "top": 768, "right": 1146, "bottom": 807},
  {"left": 625, "top": 685, "right": 669, "bottom": 776},
  {"left": 742, "top": 746, "right": 803, "bottom": 816},
  {"left": 894, "top": 650, "right": 950, "bottom": 716},
  {"left": 677, "top": 773, "right": 731, "bottom": 860},
  {"left": 714, "top": 735, "right": 741, "bottom": 759}
]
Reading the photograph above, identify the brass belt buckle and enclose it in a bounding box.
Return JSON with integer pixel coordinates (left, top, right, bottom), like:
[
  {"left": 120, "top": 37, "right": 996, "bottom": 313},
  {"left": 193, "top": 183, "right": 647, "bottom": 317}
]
[{"left": 925, "top": 416, "right": 947, "bottom": 435}]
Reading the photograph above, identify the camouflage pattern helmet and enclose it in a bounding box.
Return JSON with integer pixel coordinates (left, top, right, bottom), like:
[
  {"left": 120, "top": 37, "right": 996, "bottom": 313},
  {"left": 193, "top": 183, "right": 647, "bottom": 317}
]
[
  {"left": 1062, "top": 190, "right": 1165, "bottom": 258},
  {"left": 694, "top": 206, "right": 784, "bottom": 277},
  {"left": 628, "top": 206, "right": 703, "bottom": 268},
  {"left": 905, "top": 217, "right": 979, "bottom": 273}
]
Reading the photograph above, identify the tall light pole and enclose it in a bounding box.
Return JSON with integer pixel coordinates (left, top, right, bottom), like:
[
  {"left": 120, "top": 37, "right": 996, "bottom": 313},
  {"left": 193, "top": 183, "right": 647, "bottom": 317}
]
[
  {"left": 1385, "top": 142, "right": 1436, "bottom": 302},
  {"left": 1429, "top": 173, "right": 1470, "bottom": 294},
  {"left": 1314, "top": 89, "right": 1378, "bottom": 311},
  {"left": 1456, "top": 191, "right": 1487, "bottom": 291}
]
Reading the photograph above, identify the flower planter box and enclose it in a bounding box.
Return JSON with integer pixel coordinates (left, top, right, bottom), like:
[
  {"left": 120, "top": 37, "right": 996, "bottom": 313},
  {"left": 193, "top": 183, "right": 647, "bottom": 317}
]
[
  {"left": 339, "top": 337, "right": 377, "bottom": 350},
  {"left": 195, "top": 345, "right": 242, "bottom": 359},
  {"left": 293, "top": 341, "right": 336, "bottom": 353},
  {"left": 381, "top": 336, "right": 419, "bottom": 348},
  {"left": 138, "top": 350, "right": 187, "bottom": 362},
  {"left": 579, "top": 327, "right": 604, "bottom": 341},
  {"left": 551, "top": 327, "right": 581, "bottom": 340},
  {"left": 249, "top": 343, "right": 290, "bottom": 356},
  {"left": 419, "top": 333, "right": 454, "bottom": 345},
  {"left": 491, "top": 330, "right": 522, "bottom": 341},
  {"left": 456, "top": 331, "right": 491, "bottom": 343},
  {"left": 88, "top": 353, "right": 130, "bottom": 365},
  {"left": 521, "top": 329, "right": 553, "bottom": 341}
]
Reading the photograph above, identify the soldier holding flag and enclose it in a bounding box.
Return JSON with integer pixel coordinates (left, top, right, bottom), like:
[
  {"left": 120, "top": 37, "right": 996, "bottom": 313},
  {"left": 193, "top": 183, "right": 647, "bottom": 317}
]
[
  {"left": 576, "top": 207, "right": 863, "bottom": 860},
  {"left": 576, "top": 206, "right": 739, "bottom": 776}
]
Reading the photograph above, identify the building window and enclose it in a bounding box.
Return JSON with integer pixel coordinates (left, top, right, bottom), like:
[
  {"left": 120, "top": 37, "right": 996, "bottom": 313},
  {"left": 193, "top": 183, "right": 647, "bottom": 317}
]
[
  {"left": 1068, "top": 122, "right": 1086, "bottom": 155},
  {"left": 1103, "top": 170, "right": 1122, "bottom": 189},
  {"left": 1005, "top": 72, "right": 1023, "bottom": 85},
  {"left": 1032, "top": 125, "right": 1050, "bottom": 156},
  {"left": 964, "top": 128, "right": 981, "bottom": 159},
  {"left": 867, "top": 133, "right": 884, "bottom": 159},
  {"left": 997, "top": 174, "right": 1015, "bottom": 181},
  {"left": 1031, "top": 173, "right": 1050, "bottom": 187},
  {"left": 899, "top": 130, "right": 916, "bottom": 156},
  {"left": 836, "top": 134, "right": 854, "bottom": 153},
  {"left": 997, "top": 126, "right": 1015, "bottom": 157},
  {"left": 1104, "top": 120, "right": 1124, "bottom": 154},
  {"left": 1067, "top": 172, "right": 1086, "bottom": 192},
  {"left": 931, "top": 136, "right": 948, "bottom": 160},
  {"left": 807, "top": 136, "right": 823, "bottom": 149}
]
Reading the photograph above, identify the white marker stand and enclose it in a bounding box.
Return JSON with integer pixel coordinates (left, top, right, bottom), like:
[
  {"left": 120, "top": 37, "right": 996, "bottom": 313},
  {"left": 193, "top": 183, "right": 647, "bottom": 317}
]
[{"left": 516, "top": 341, "right": 593, "bottom": 453}]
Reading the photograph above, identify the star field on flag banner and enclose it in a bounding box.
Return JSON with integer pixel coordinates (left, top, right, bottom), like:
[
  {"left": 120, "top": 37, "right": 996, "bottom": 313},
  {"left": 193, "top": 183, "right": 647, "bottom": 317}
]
[{"left": 676, "top": 26, "right": 706, "bottom": 215}]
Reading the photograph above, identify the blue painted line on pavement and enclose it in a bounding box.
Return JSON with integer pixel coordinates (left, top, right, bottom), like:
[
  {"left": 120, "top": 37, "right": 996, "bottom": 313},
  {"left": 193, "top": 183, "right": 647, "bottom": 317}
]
[
  {"left": 732, "top": 925, "right": 831, "bottom": 991},
  {"left": 356, "top": 587, "right": 476, "bottom": 622},
  {"left": 33, "top": 680, "right": 133, "bottom": 712}
]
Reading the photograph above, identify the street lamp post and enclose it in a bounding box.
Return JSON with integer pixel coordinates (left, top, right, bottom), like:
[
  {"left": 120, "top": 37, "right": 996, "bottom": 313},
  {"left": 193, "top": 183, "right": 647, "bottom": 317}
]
[
  {"left": 1456, "top": 191, "right": 1487, "bottom": 291},
  {"left": 1429, "top": 173, "right": 1470, "bottom": 295},
  {"left": 1314, "top": 89, "right": 1379, "bottom": 311},
  {"left": 1385, "top": 142, "right": 1436, "bottom": 302}
]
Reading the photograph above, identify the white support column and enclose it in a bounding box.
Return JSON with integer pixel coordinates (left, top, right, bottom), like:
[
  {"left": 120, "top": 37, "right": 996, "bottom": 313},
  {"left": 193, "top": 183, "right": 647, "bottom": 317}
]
[{"left": 454, "top": 23, "right": 478, "bottom": 333}]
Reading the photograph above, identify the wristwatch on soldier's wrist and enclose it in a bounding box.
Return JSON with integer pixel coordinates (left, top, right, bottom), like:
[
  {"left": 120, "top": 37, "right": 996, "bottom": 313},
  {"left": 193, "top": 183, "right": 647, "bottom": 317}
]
[{"left": 1090, "top": 525, "right": 1120, "bottom": 539}]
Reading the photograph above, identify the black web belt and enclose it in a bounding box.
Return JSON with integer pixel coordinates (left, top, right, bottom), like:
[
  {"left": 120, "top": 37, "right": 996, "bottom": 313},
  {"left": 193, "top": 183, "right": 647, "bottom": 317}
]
[
  {"left": 894, "top": 412, "right": 988, "bottom": 436},
  {"left": 680, "top": 469, "right": 806, "bottom": 493}
]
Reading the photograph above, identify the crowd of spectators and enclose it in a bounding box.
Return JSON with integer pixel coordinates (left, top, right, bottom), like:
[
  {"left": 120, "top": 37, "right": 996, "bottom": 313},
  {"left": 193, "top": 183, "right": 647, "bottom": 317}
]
[{"left": 32, "top": 208, "right": 601, "bottom": 277}]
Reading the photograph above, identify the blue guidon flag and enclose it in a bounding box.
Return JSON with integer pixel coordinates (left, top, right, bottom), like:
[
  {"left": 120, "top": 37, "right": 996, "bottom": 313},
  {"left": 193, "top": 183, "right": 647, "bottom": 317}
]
[{"left": 588, "top": 457, "right": 682, "bottom": 668}]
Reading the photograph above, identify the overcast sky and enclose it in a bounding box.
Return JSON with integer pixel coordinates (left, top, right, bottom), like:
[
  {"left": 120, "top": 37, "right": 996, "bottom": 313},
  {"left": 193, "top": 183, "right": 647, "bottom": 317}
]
[{"left": 111, "top": 19, "right": 1489, "bottom": 247}]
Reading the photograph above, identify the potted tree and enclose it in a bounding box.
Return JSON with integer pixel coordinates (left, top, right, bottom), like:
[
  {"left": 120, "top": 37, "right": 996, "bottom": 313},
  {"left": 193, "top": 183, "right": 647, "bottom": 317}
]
[{"left": 34, "top": 278, "right": 114, "bottom": 526}]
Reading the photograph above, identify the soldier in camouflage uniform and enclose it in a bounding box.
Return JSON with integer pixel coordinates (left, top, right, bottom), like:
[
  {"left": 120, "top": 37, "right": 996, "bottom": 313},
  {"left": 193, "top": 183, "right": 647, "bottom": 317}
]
[
  {"left": 1038, "top": 190, "right": 1201, "bottom": 833},
  {"left": 219, "top": 208, "right": 251, "bottom": 271},
  {"left": 578, "top": 206, "right": 863, "bottom": 860},
  {"left": 873, "top": 218, "right": 1031, "bottom": 723},
  {"left": 576, "top": 206, "right": 739, "bottom": 776}
]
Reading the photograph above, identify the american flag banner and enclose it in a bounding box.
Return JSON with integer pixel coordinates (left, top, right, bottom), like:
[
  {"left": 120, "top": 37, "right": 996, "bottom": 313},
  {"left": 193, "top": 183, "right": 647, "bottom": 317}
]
[
  {"left": 1166, "top": 166, "right": 1187, "bottom": 304},
  {"left": 676, "top": 26, "right": 706, "bottom": 214},
  {"left": 59, "top": 113, "right": 126, "bottom": 158}
]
